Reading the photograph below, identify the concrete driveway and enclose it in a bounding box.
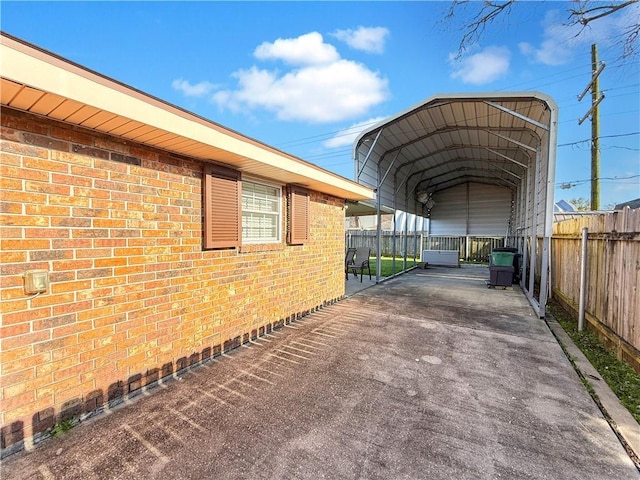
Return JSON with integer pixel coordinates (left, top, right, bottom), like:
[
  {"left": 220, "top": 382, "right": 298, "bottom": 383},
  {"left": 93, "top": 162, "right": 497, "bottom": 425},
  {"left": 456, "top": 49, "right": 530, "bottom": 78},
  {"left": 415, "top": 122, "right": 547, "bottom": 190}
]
[{"left": 2, "top": 266, "right": 637, "bottom": 479}]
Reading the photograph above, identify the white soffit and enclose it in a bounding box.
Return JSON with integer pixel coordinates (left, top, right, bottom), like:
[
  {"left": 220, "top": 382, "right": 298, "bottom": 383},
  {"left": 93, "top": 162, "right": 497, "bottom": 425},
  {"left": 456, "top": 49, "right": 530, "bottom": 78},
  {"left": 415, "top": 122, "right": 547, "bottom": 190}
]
[{"left": 0, "top": 32, "right": 373, "bottom": 202}]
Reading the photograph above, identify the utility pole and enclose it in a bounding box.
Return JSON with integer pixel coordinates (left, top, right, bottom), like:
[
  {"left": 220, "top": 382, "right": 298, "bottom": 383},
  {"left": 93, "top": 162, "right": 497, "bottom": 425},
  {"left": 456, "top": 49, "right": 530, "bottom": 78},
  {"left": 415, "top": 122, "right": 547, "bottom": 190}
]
[{"left": 578, "top": 44, "right": 605, "bottom": 210}]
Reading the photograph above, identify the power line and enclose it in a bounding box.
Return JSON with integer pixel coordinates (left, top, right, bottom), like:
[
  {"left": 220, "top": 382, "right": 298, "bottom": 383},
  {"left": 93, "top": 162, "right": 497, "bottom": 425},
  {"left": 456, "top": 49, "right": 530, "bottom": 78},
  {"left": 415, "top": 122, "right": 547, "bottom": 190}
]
[
  {"left": 558, "top": 131, "right": 640, "bottom": 147},
  {"left": 607, "top": 145, "right": 639, "bottom": 151},
  {"left": 557, "top": 174, "right": 640, "bottom": 189}
]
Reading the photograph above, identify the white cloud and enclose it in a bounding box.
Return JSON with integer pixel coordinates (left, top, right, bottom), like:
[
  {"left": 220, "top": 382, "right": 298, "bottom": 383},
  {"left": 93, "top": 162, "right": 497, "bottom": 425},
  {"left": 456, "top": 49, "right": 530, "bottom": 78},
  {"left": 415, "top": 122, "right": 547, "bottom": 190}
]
[
  {"left": 519, "top": 7, "right": 638, "bottom": 66},
  {"left": 449, "top": 46, "right": 510, "bottom": 85},
  {"left": 518, "top": 10, "right": 583, "bottom": 65},
  {"left": 214, "top": 61, "right": 388, "bottom": 123},
  {"left": 331, "top": 26, "right": 390, "bottom": 54},
  {"left": 323, "top": 117, "right": 387, "bottom": 148},
  {"left": 171, "top": 79, "right": 217, "bottom": 97},
  {"left": 254, "top": 31, "right": 339, "bottom": 66},
  {"left": 208, "top": 32, "right": 388, "bottom": 123}
]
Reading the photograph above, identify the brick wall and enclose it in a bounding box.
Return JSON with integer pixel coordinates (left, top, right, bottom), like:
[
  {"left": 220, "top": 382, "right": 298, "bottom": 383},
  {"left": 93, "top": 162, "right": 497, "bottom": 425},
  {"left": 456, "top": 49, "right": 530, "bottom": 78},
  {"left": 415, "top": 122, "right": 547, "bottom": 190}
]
[{"left": 0, "top": 108, "right": 347, "bottom": 454}]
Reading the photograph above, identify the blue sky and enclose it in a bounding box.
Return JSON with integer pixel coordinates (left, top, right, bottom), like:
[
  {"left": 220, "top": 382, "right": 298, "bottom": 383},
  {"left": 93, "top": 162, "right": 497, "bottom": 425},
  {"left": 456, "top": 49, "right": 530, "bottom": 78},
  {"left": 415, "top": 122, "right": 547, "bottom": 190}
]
[{"left": 2, "top": 1, "right": 638, "bottom": 207}]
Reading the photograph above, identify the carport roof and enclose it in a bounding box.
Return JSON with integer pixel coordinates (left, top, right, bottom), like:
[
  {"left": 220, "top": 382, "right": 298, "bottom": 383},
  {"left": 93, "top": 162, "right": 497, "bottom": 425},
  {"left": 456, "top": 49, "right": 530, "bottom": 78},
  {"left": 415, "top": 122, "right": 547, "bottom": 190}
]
[
  {"left": 0, "top": 32, "right": 374, "bottom": 202},
  {"left": 353, "top": 92, "right": 557, "bottom": 218}
]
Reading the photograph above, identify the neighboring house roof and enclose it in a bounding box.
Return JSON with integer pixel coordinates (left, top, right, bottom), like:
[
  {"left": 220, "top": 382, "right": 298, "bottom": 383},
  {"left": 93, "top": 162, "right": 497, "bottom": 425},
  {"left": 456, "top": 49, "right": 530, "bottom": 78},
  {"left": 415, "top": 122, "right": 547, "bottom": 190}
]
[
  {"left": 554, "top": 200, "right": 576, "bottom": 212},
  {"left": 0, "top": 32, "right": 374, "bottom": 202},
  {"left": 614, "top": 198, "right": 640, "bottom": 210}
]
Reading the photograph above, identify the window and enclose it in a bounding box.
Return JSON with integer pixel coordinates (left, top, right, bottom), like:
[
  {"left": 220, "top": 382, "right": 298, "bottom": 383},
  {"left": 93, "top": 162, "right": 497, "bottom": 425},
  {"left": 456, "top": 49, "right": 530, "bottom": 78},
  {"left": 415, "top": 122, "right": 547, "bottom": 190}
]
[
  {"left": 242, "top": 180, "right": 281, "bottom": 243},
  {"left": 203, "top": 164, "right": 309, "bottom": 249}
]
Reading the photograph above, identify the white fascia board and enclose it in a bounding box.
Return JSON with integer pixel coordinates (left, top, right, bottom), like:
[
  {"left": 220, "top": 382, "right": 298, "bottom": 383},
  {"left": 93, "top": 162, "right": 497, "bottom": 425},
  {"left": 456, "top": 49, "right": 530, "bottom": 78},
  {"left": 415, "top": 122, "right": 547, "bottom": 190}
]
[{"left": 1, "top": 37, "right": 373, "bottom": 201}]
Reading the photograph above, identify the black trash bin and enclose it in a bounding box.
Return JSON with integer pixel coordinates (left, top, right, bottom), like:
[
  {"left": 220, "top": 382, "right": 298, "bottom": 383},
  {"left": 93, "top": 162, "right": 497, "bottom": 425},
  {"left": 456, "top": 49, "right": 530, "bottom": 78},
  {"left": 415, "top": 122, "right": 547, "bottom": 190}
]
[
  {"left": 492, "top": 247, "right": 521, "bottom": 283},
  {"left": 488, "top": 251, "right": 515, "bottom": 288}
]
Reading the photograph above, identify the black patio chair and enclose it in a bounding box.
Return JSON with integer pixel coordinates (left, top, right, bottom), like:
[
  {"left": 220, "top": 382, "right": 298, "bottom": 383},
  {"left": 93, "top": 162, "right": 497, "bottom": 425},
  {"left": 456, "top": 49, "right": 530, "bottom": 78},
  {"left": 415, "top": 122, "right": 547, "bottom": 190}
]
[
  {"left": 350, "top": 247, "right": 371, "bottom": 282},
  {"left": 345, "top": 247, "right": 356, "bottom": 280}
]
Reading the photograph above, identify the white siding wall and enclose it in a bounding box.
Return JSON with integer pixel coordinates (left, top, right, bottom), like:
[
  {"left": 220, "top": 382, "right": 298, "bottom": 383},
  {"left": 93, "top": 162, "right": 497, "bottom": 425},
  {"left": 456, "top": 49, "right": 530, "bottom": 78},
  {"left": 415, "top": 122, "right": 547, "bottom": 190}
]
[{"left": 430, "top": 183, "right": 512, "bottom": 236}]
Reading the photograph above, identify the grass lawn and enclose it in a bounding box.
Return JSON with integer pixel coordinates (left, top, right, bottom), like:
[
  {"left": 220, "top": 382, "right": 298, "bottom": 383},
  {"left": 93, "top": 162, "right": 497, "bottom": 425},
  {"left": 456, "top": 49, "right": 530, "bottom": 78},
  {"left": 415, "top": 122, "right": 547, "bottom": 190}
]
[
  {"left": 549, "top": 301, "right": 640, "bottom": 424},
  {"left": 367, "top": 256, "right": 419, "bottom": 278}
]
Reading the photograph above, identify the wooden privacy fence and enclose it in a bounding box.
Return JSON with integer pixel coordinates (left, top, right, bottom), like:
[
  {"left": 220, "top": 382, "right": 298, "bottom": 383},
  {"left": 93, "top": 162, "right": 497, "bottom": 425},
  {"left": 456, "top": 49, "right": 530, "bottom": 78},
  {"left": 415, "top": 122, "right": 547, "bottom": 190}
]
[{"left": 551, "top": 208, "right": 640, "bottom": 373}]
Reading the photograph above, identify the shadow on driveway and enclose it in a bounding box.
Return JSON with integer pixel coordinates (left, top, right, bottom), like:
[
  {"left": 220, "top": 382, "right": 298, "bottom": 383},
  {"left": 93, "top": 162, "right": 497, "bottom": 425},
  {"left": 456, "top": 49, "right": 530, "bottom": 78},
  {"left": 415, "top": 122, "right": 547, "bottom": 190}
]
[{"left": 2, "top": 266, "right": 637, "bottom": 479}]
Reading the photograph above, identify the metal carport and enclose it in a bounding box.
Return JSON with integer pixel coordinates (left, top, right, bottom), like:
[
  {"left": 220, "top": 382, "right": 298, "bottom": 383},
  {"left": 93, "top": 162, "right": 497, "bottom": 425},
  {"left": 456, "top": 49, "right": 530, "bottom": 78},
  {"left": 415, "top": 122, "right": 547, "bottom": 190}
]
[{"left": 353, "top": 92, "right": 558, "bottom": 317}]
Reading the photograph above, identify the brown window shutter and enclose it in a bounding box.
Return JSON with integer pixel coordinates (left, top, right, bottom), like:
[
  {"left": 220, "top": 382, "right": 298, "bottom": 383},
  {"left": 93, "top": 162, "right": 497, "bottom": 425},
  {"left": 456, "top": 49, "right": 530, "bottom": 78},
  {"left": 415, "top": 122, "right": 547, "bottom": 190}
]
[
  {"left": 203, "top": 164, "right": 241, "bottom": 249},
  {"left": 288, "top": 187, "right": 309, "bottom": 245}
]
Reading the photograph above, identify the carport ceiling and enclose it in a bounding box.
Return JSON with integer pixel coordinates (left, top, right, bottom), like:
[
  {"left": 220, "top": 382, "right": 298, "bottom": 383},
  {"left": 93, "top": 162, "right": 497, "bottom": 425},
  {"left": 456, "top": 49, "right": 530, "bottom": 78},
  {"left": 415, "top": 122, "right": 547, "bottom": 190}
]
[{"left": 353, "top": 92, "right": 556, "bottom": 217}]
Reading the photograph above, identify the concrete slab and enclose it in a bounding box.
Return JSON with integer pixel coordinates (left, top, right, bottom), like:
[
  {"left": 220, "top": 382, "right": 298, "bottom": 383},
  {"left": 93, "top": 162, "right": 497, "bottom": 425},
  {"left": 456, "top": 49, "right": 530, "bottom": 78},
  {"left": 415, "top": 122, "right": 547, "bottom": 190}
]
[
  {"left": 344, "top": 271, "right": 377, "bottom": 297},
  {"left": 2, "top": 266, "right": 637, "bottom": 479}
]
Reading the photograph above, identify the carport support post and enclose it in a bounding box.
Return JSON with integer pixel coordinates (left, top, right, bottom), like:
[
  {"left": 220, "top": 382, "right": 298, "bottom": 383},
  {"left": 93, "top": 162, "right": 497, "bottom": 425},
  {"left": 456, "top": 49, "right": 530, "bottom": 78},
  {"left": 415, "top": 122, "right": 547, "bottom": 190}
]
[
  {"left": 376, "top": 163, "right": 383, "bottom": 283},
  {"left": 412, "top": 207, "right": 418, "bottom": 265},
  {"left": 539, "top": 99, "right": 559, "bottom": 317},
  {"left": 578, "top": 227, "right": 588, "bottom": 331},
  {"left": 528, "top": 151, "right": 541, "bottom": 305}
]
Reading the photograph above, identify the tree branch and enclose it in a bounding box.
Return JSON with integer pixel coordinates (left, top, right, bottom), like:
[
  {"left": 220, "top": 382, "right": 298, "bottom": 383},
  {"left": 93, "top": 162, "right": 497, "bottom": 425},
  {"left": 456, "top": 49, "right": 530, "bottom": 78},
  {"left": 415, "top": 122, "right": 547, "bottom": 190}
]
[
  {"left": 454, "top": 0, "right": 516, "bottom": 57},
  {"left": 570, "top": 0, "right": 638, "bottom": 26},
  {"left": 446, "top": 0, "right": 638, "bottom": 60}
]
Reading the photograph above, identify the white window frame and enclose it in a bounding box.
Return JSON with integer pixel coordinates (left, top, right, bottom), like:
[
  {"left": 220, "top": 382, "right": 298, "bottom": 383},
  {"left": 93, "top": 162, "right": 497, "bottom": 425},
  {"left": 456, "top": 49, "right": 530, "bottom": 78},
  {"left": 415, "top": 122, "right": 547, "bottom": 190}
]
[{"left": 241, "top": 179, "right": 282, "bottom": 244}]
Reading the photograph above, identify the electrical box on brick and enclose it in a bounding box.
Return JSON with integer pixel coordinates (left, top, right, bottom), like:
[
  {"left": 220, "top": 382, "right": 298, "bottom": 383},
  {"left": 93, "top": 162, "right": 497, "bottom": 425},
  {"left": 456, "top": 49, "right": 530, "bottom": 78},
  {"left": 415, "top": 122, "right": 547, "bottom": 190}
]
[{"left": 24, "top": 270, "right": 49, "bottom": 294}]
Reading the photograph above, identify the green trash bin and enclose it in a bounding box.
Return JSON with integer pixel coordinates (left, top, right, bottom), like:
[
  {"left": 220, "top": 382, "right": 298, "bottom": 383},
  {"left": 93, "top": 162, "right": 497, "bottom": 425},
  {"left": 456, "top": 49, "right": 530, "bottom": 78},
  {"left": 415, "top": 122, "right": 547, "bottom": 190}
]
[
  {"left": 489, "top": 251, "right": 516, "bottom": 287},
  {"left": 490, "top": 252, "right": 515, "bottom": 266}
]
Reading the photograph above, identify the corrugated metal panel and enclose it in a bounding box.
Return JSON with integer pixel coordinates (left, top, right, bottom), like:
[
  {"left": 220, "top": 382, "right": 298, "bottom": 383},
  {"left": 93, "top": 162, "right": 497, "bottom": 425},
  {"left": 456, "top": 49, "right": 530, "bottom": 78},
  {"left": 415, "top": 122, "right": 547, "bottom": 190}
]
[
  {"left": 430, "top": 183, "right": 511, "bottom": 236},
  {"left": 430, "top": 184, "right": 468, "bottom": 236},
  {"left": 468, "top": 183, "right": 511, "bottom": 235}
]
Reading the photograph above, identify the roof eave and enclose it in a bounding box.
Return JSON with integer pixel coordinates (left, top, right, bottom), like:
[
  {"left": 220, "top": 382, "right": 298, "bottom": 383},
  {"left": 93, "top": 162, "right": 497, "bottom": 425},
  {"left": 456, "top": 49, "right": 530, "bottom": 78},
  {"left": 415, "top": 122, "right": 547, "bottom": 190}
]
[{"left": 0, "top": 32, "right": 374, "bottom": 202}]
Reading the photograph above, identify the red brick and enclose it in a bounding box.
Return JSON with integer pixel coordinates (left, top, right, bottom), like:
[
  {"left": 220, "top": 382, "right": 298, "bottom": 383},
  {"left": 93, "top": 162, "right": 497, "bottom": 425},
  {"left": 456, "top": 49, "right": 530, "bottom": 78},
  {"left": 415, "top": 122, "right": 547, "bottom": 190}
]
[
  {"left": 0, "top": 251, "right": 27, "bottom": 263},
  {"left": 2, "top": 352, "right": 51, "bottom": 376},
  {"left": 35, "top": 336, "right": 81, "bottom": 356},
  {"left": 0, "top": 323, "right": 31, "bottom": 338},
  {"left": 1, "top": 391, "right": 35, "bottom": 412},
  {"left": 0, "top": 176, "right": 23, "bottom": 192},
  {"left": 1, "top": 346, "right": 34, "bottom": 367},
  {"left": 23, "top": 156, "right": 69, "bottom": 173},
  {"left": 53, "top": 259, "right": 93, "bottom": 271},
  {"left": 26, "top": 227, "right": 70, "bottom": 238},
  {"left": 51, "top": 217, "right": 91, "bottom": 228},
  {"left": 51, "top": 172, "right": 92, "bottom": 187},
  {"left": 33, "top": 314, "right": 77, "bottom": 331},
  {"left": 70, "top": 165, "right": 109, "bottom": 179},
  {"left": 1, "top": 370, "right": 36, "bottom": 391},
  {"left": 52, "top": 300, "right": 93, "bottom": 316},
  {"left": 0, "top": 214, "right": 49, "bottom": 227},
  {"left": 1, "top": 111, "right": 48, "bottom": 133},
  {"left": 1, "top": 331, "right": 51, "bottom": 351},
  {"left": 0, "top": 140, "right": 49, "bottom": 159},
  {"left": 0, "top": 202, "right": 21, "bottom": 214},
  {"left": 51, "top": 238, "right": 91, "bottom": 249},
  {"left": 1, "top": 307, "right": 51, "bottom": 325},
  {"left": 50, "top": 126, "right": 94, "bottom": 145},
  {"left": 25, "top": 204, "right": 71, "bottom": 217},
  {"left": 30, "top": 292, "right": 75, "bottom": 308},
  {"left": 25, "top": 181, "right": 70, "bottom": 196},
  {"left": 36, "top": 356, "right": 80, "bottom": 378}
]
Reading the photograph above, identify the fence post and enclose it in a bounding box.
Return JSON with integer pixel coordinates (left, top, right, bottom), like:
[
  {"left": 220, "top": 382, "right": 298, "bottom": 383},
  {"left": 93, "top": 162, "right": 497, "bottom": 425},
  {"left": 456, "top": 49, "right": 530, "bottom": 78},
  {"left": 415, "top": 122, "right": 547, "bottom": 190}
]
[{"left": 578, "top": 227, "right": 588, "bottom": 331}]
